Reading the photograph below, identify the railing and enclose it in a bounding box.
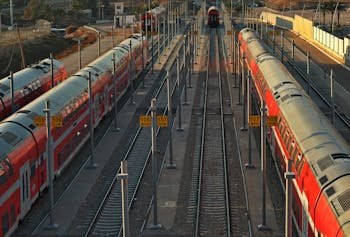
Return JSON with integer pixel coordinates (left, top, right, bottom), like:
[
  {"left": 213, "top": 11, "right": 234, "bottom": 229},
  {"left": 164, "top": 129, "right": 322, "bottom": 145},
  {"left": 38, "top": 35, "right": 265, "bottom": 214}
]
[{"left": 0, "top": 26, "right": 51, "bottom": 43}]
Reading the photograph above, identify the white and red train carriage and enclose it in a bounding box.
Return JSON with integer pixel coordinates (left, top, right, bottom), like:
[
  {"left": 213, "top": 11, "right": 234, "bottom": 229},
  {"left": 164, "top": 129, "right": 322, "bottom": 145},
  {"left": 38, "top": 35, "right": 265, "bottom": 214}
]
[
  {"left": 0, "top": 59, "right": 67, "bottom": 120},
  {"left": 0, "top": 33, "right": 149, "bottom": 237},
  {"left": 238, "top": 28, "right": 350, "bottom": 236},
  {"left": 141, "top": 5, "right": 166, "bottom": 32}
]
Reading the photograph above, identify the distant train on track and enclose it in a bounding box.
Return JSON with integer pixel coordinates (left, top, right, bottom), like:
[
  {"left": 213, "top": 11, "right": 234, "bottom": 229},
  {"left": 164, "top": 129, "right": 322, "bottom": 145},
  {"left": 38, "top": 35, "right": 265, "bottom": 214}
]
[
  {"left": 239, "top": 28, "right": 350, "bottom": 236},
  {"left": 207, "top": 6, "right": 220, "bottom": 28},
  {"left": 0, "top": 33, "right": 149, "bottom": 237},
  {"left": 0, "top": 59, "right": 67, "bottom": 121},
  {"left": 141, "top": 5, "right": 166, "bottom": 32}
]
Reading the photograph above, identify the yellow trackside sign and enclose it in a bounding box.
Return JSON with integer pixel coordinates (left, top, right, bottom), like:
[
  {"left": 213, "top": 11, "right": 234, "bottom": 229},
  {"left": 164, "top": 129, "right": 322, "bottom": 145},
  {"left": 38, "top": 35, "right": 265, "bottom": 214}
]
[{"left": 140, "top": 115, "right": 151, "bottom": 127}]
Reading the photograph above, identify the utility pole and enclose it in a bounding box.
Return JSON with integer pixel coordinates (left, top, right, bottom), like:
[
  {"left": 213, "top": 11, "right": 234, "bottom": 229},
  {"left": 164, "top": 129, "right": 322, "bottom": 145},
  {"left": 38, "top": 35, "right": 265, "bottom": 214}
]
[{"left": 10, "top": 0, "right": 13, "bottom": 27}]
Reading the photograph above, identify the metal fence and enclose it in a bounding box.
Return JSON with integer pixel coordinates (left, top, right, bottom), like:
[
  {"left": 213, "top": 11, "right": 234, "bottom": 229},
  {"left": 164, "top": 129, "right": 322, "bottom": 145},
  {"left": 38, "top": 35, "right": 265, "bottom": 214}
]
[{"left": 0, "top": 24, "right": 51, "bottom": 43}]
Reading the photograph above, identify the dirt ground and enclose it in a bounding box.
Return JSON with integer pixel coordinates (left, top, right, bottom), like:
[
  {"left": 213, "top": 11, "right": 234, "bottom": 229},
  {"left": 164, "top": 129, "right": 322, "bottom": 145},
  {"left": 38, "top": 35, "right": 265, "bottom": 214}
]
[{"left": 0, "top": 33, "right": 76, "bottom": 78}]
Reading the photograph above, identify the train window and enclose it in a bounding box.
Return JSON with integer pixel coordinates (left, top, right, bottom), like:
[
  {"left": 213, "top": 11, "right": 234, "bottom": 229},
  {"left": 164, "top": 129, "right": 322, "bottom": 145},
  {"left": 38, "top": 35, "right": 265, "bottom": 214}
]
[
  {"left": 1, "top": 131, "right": 21, "bottom": 146},
  {"left": 295, "top": 153, "right": 303, "bottom": 168},
  {"left": 4, "top": 159, "right": 13, "bottom": 177},
  {"left": 292, "top": 146, "right": 298, "bottom": 162},
  {"left": 283, "top": 130, "right": 289, "bottom": 143},
  {"left": 0, "top": 83, "right": 9, "bottom": 92},
  {"left": 286, "top": 136, "right": 292, "bottom": 149},
  {"left": 0, "top": 171, "right": 7, "bottom": 185},
  {"left": 288, "top": 140, "right": 295, "bottom": 154},
  {"left": 30, "top": 161, "right": 36, "bottom": 179},
  {"left": 297, "top": 160, "right": 305, "bottom": 175},
  {"left": 10, "top": 204, "right": 15, "bottom": 225},
  {"left": 2, "top": 212, "right": 9, "bottom": 235}
]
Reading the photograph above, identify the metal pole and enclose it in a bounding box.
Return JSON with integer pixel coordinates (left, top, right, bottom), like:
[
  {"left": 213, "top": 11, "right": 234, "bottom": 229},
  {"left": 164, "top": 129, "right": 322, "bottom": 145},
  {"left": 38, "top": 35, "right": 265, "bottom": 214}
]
[
  {"left": 233, "top": 33, "right": 237, "bottom": 88},
  {"left": 237, "top": 42, "right": 242, "bottom": 105},
  {"left": 167, "top": 3, "right": 170, "bottom": 49},
  {"left": 292, "top": 40, "right": 295, "bottom": 75},
  {"left": 183, "top": 38, "right": 188, "bottom": 105},
  {"left": 285, "top": 159, "right": 295, "bottom": 237},
  {"left": 98, "top": 31, "right": 101, "bottom": 56},
  {"left": 166, "top": 71, "right": 176, "bottom": 169},
  {"left": 176, "top": 55, "right": 183, "bottom": 131},
  {"left": 331, "top": 69, "right": 335, "bottom": 125},
  {"left": 87, "top": 72, "right": 97, "bottom": 169},
  {"left": 10, "top": 0, "right": 13, "bottom": 27},
  {"left": 129, "top": 40, "right": 135, "bottom": 104},
  {"left": 272, "top": 26, "right": 275, "bottom": 52},
  {"left": 260, "top": 17, "right": 263, "bottom": 39},
  {"left": 112, "top": 26, "right": 115, "bottom": 48},
  {"left": 241, "top": 56, "right": 247, "bottom": 131},
  {"left": 188, "top": 49, "right": 192, "bottom": 88},
  {"left": 78, "top": 38, "right": 82, "bottom": 70},
  {"left": 50, "top": 53, "right": 54, "bottom": 88},
  {"left": 9, "top": 71, "right": 14, "bottom": 113},
  {"left": 158, "top": 20, "right": 160, "bottom": 64},
  {"left": 245, "top": 71, "right": 254, "bottom": 168},
  {"left": 43, "top": 100, "right": 58, "bottom": 229},
  {"left": 307, "top": 52, "right": 310, "bottom": 95},
  {"left": 118, "top": 161, "right": 129, "bottom": 237},
  {"left": 112, "top": 53, "right": 120, "bottom": 132},
  {"left": 163, "top": 11, "right": 166, "bottom": 54},
  {"left": 258, "top": 100, "right": 269, "bottom": 231},
  {"left": 151, "top": 15, "right": 154, "bottom": 74},
  {"left": 150, "top": 99, "right": 162, "bottom": 229}
]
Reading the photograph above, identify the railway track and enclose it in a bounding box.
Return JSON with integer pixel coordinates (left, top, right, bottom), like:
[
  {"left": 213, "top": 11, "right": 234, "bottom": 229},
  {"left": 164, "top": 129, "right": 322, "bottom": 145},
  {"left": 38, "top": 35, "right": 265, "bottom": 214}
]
[
  {"left": 195, "top": 28, "right": 230, "bottom": 236},
  {"left": 83, "top": 29, "right": 189, "bottom": 236},
  {"left": 194, "top": 28, "right": 246, "bottom": 237}
]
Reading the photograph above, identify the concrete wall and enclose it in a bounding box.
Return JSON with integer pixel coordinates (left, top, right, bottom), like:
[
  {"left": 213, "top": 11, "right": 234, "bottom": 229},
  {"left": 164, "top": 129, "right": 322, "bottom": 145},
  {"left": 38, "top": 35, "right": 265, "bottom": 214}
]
[
  {"left": 261, "top": 12, "right": 294, "bottom": 30},
  {"left": 261, "top": 11, "right": 350, "bottom": 66},
  {"left": 293, "top": 15, "right": 313, "bottom": 40}
]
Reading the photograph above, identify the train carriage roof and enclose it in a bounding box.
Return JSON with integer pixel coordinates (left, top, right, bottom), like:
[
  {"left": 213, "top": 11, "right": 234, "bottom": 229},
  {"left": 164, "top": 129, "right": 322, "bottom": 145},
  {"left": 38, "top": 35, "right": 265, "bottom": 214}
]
[
  {"left": 147, "top": 5, "right": 166, "bottom": 17},
  {"left": 208, "top": 6, "right": 219, "bottom": 14},
  {"left": 0, "top": 58, "right": 62, "bottom": 97}
]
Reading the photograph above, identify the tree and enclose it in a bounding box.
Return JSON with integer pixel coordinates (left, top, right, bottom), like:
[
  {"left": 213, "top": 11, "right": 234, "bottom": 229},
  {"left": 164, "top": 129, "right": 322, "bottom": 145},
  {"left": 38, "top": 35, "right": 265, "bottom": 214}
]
[
  {"left": 72, "top": 0, "right": 86, "bottom": 10},
  {"left": 320, "top": 2, "right": 327, "bottom": 25},
  {"left": 23, "top": 0, "right": 51, "bottom": 22},
  {"left": 326, "top": 0, "right": 337, "bottom": 26},
  {"left": 336, "top": 3, "right": 347, "bottom": 26}
]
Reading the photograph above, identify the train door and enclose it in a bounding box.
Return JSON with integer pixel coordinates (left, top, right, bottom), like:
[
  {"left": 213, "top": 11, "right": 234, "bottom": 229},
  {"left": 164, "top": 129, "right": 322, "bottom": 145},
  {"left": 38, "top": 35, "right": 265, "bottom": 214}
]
[
  {"left": 104, "top": 86, "right": 108, "bottom": 112},
  {"left": 19, "top": 162, "right": 31, "bottom": 218},
  {"left": 94, "top": 96, "right": 99, "bottom": 124}
]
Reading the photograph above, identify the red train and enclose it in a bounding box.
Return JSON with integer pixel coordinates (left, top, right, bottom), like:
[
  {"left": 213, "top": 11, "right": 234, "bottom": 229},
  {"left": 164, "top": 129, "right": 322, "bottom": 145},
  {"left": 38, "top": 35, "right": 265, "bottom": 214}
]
[
  {"left": 239, "top": 28, "right": 350, "bottom": 236},
  {"left": 141, "top": 5, "right": 166, "bottom": 32},
  {"left": 0, "top": 59, "right": 67, "bottom": 120},
  {"left": 208, "top": 6, "right": 220, "bottom": 28},
  {"left": 0, "top": 33, "right": 149, "bottom": 237}
]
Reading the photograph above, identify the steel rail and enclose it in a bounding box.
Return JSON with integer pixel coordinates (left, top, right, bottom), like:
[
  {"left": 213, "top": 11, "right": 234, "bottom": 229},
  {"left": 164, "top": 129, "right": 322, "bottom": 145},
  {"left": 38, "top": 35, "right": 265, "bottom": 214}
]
[
  {"left": 220, "top": 29, "right": 253, "bottom": 236},
  {"left": 195, "top": 28, "right": 230, "bottom": 236}
]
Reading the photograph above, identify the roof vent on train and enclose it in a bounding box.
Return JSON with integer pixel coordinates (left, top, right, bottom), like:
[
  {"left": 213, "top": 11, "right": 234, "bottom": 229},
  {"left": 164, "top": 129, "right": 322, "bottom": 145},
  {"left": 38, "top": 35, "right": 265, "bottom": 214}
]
[
  {"left": 246, "top": 37, "right": 259, "bottom": 43},
  {"left": 241, "top": 28, "right": 252, "bottom": 33},
  {"left": 17, "top": 110, "right": 40, "bottom": 130},
  {"left": 34, "top": 64, "right": 50, "bottom": 73},
  {"left": 331, "top": 153, "right": 350, "bottom": 160},
  {"left": 273, "top": 81, "right": 293, "bottom": 92},
  {"left": 326, "top": 186, "right": 336, "bottom": 197},
  {"left": 317, "top": 155, "right": 335, "bottom": 172},
  {"left": 86, "top": 65, "right": 102, "bottom": 75},
  {"left": 0, "top": 83, "right": 10, "bottom": 93},
  {"left": 279, "top": 94, "right": 302, "bottom": 103},
  {"left": 256, "top": 53, "right": 274, "bottom": 64},
  {"left": 0, "top": 131, "right": 22, "bottom": 146},
  {"left": 331, "top": 189, "right": 350, "bottom": 216}
]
